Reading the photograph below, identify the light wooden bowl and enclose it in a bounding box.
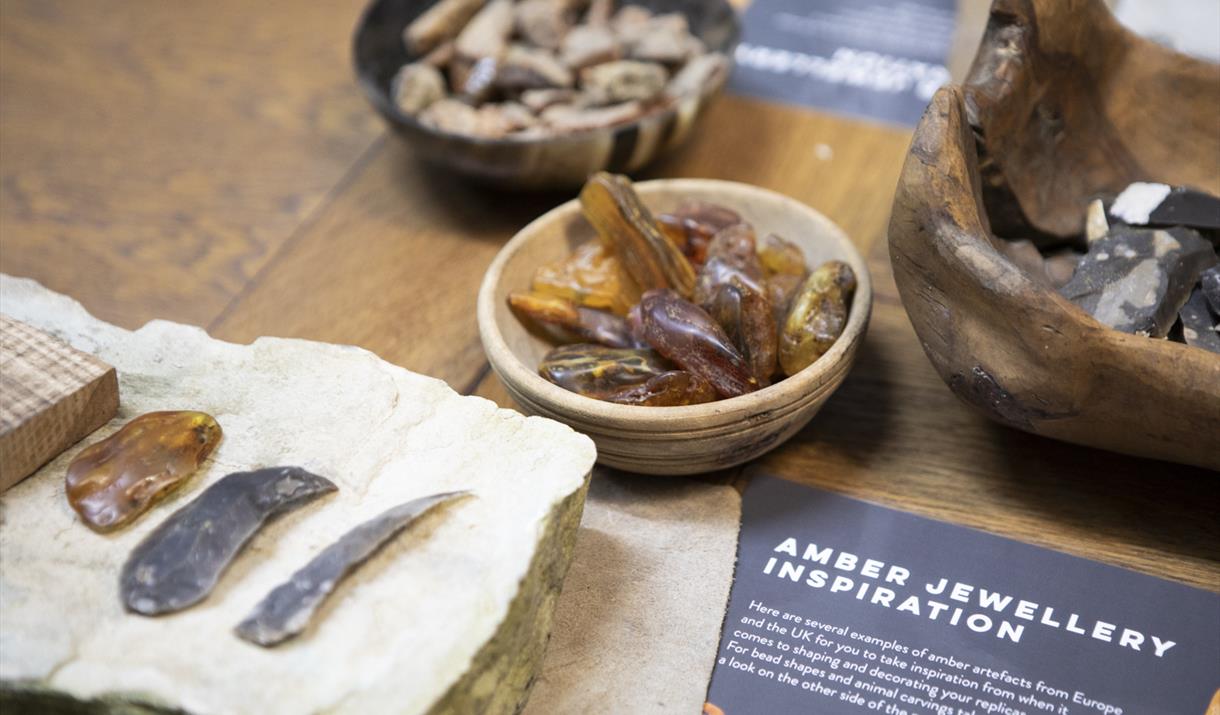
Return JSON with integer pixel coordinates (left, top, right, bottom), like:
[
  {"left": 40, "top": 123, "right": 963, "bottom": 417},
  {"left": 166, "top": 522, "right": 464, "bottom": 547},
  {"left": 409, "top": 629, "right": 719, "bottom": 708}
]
[{"left": 478, "top": 179, "right": 872, "bottom": 475}]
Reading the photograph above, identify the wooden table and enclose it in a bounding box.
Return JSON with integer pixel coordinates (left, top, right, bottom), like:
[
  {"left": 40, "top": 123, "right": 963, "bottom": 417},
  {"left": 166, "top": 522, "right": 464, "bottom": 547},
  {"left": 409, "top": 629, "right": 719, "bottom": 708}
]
[{"left": 2, "top": 0, "right": 1216, "bottom": 592}]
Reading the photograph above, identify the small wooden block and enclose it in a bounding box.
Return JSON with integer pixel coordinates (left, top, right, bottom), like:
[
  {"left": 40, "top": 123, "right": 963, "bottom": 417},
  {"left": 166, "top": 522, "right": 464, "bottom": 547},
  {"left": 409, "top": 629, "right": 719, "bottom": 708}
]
[{"left": 0, "top": 314, "right": 119, "bottom": 492}]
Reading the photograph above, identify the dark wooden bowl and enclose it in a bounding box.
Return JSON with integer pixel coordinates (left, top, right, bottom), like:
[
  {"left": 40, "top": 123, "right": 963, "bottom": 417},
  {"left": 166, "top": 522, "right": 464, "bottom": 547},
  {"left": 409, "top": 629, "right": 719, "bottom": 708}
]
[
  {"left": 353, "top": 0, "right": 740, "bottom": 189},
  {"left": 888, "top": 0, "right": 1220, "bottom": 470}
]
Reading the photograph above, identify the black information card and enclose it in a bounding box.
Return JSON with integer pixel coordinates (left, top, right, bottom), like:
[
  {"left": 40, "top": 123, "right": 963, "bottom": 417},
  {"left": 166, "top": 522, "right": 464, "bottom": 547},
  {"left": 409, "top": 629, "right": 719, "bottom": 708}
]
[
  {"left": 706, "top": 475, "right": 1220, "bottom": 714},
  {"left": 728, "top": 0, "right": 956, "bottom": 126}
]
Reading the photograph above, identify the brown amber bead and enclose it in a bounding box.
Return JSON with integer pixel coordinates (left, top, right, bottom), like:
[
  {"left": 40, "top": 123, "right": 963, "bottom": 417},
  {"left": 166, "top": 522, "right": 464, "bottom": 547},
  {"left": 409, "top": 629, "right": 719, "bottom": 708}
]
[
  {"left": 65, "top": 411, "right": 222, "bottom": 533},
  {"left": 638, "top": 289, "right": 759, "bottom": 398},
  {"left": 758, "top": 234, "right": 807, "bottom": 276},
  {"left": 779, "top": 261, "right": 857, "bottom": 376},
  {"left": 706, "top": 223, "right": 759, "bottom": 268},
  {"left": 655, "top": 199, "right": 742, "bottom": 267},
  {"left": 707, "top": 283, "right": 778, "bottom": 386},
  {"left": 538, "top": 344, "right": 671, "bottom": 397},
  {"left": 604, "top": 371, "right": 718, "bottom": 406},
  {"left": 580, "top": 173, "right": 696, "bottom": 296},
  {"left": 766, "top": 273, "right": 804, "bottom": 327},
  {"left": 693, "top": 256, "right": 765, "bottom": 305},
  {"left": 531, "top": 241, "right": 640, "bottom": 315},
  {"left": 508, "top": 291, "right": 636, "bottom": 348}
]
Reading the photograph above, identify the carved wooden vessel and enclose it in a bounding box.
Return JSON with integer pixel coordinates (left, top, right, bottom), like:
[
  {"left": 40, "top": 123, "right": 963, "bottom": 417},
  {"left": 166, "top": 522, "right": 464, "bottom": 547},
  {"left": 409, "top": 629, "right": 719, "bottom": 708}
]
[{"left": 888, "top": 0, "right": 1220, "bottom": 470}]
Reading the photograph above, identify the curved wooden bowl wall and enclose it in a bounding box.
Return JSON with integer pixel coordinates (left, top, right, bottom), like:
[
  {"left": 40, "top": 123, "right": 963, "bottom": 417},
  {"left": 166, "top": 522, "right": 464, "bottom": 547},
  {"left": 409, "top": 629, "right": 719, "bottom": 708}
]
[{"left": 888, "top": 0, "right": 1220, "bottom": 470}]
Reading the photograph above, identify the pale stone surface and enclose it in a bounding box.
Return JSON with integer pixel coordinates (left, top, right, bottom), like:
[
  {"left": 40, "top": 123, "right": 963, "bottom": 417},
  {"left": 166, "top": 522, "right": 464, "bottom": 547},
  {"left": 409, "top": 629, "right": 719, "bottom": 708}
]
[
  {"left": 0, "top": 275, "right": 595, "bottom": 715},
  {"left": 523, "top": 468, "right": 741, "bottom": 713}
]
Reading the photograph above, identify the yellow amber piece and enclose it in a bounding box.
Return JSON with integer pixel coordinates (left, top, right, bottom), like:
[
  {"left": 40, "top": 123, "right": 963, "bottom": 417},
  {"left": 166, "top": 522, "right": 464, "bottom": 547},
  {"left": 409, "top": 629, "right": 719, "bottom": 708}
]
[
  {"left": 508, "top": 291, "right": 636, "bottom": 348},
  {"left": 531, "top": 241, "right": 641, "bottom": 315},
  {"left": 66, "top": 411, "right": 222, "bottom": 533},
  {"left": 778, "top": 261, "right": 856, "bottom": 376},
  {"left": 579, "top": 172, "right": 697, "bottom": 297},
  {"left": 758, "top": 234, "right": 808, "bottom": 276}
]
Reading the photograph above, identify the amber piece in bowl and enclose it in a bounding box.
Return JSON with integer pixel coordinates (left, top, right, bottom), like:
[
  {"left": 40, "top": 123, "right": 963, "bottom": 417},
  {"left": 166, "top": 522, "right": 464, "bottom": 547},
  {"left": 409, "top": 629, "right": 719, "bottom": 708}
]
[
  {"left": 532, "top": 241, "right": 640, "bottom": 315},
  {"left": 706, "top": 222, "right": 759, "bottom": 268},
  {"left": 539, "top": 344, "right": 671, "bottom": 396},
  {"left": 580, "top": 172, "right": 696, "bottom": 296},
  {"left": 639, "top": 288, "right": 759, "bottom": 398},
  {"left": 604, "top": 370, "right": 718, "bottom": 406},
  {"left": 65, "top": 411, "right": 222, "bottom": 533},
  {"left": 656, "top": 199, "right": 743, "bottom": 267},
  {"left": 759, "top": 234, "right": 807, "bottom": 276},
  {"left": 707, "top": 282, "right": 778, "bottom": 386},
  {"left": 766, "top": 272, "right": 804, "bottom": 326},
  {"left": 693, "top": 256, "right": 766, "bottom": 305},
  {"left": 779, "top": 261, "right": 857, "bottom": 376},
  {"left": 508, "top": 291, "right": 636, "bottom": 348}
]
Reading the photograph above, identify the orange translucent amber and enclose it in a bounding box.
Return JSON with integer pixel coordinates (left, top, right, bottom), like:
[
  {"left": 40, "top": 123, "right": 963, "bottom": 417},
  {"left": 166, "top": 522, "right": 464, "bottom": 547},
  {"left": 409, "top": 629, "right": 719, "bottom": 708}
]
[
  {"left": 531, "top": 241, "right": 641, "bottom": 315},
  {"left": 65, "top": 411, "right": 222, "bottom": 533},
  {"left": 580, "top": 172, "right": 696, "bottom": 296}
]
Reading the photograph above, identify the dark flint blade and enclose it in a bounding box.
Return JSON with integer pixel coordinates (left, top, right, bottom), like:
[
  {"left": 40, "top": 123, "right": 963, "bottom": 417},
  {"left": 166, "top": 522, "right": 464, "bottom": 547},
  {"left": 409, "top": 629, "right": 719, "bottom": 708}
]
[
  {"left": 121, "top": 467, "right": 338, "bottom": 616},
  {"left": 235, "top": 490, "right": 471, "bottom": 647}
]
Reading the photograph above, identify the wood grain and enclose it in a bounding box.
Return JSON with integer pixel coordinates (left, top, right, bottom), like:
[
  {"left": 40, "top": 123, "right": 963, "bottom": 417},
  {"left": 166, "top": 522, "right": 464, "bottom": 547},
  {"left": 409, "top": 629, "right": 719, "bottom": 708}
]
[
  {"left": 208, "top": 137, "right": 572, "bottom": 390},
  {"left": 0, "top": 0, "right": 380, "bottom": 329},
  {"left": 0, "top": 314, "right": 118, "bottom": 491}
]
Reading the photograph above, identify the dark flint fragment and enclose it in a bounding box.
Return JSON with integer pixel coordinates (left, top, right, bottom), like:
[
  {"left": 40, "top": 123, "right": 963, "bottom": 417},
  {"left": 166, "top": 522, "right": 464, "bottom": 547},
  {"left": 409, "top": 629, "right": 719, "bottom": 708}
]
[
  {"left": 1201, "top": 265, "right": 1220, "bottom": 314},
  {"left": 121, "top": 467, "right": 337, "bottom": 616},
  {"left": 1108, "top": 183, "right": 1220, "bottom": 246},
  {"left": 1147, "top": 186, "right": 1220, "bottom": 231},
  {"left": 1179, "top": 288, "right": 1220, "bottom": 354},
  {"left": 235, "top": 491, "right": 472, "bottom": 647},
  {"left": 1058, "top": 227, "right": 1217, "bottom": 337}
]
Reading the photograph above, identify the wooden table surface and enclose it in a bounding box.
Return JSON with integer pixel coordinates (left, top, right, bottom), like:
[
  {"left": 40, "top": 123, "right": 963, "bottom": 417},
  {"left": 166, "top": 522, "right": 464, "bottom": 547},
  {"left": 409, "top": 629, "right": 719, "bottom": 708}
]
[{"left": 2, "top": 0, "right": 1216, "bottom": 592}]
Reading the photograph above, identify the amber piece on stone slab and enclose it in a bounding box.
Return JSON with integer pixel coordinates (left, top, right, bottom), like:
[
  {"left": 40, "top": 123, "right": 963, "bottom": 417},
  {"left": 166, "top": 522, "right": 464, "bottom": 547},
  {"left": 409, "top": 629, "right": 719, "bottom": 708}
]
[
  {"left": 65, "top": 411, "right": 222, "bottom": 533},
  {"left": 707, "top": 283, "right": 778, "bottom": 386},
  {"left": 604, "top": 370, "right": 718, "bottom": 406},
  {"left": 508, "top": 291, "right": 636, "bottom": 348},
  {"left": 580, "top": 172, "right": 696, "bottom": 296},
  {"left": 639, "top": 289, "right": 758, "bottom": 398},
  {"left": 779, "top": 261, "right": 856, "bottom": 377},
  {"left": 538, "top": 344, "right": 671, "bottom": 397},
  {"left": 531, "top": 241, "right": 641, "bottom": 315},
  {"left": 758, "top": 234, "right": 808, "bottom": 276}
]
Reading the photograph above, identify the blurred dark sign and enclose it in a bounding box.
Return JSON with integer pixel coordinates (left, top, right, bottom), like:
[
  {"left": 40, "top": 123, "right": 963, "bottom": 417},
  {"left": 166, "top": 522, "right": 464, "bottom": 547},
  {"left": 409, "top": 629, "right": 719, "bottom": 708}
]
[
  {"left": 728, "top": 0, "right": 956, "bottom": 125},
  {"left": 706, "top": 475, "right": 1220, "bottom": 714}
]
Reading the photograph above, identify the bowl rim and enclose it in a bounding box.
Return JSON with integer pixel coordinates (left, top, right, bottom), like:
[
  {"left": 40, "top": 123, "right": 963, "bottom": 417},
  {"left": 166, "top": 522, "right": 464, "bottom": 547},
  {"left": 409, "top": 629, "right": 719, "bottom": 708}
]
[
  {"left": 477, "top": 178, "right": 873, "bottom": 428},
  {"left": 350, "top": 0, "right": 742, "bottom": 150}
]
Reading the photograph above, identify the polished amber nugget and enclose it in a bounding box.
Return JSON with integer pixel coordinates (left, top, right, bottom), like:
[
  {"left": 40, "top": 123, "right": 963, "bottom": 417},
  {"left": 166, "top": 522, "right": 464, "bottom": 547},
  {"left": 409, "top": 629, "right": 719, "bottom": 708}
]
[
  {"left": 707, "top": 282, "right": 778, "bottom": 386},
  {"left": 580, "top": 172, "right": 697, "bottom": 296},
  {"left": 508, "top": 291, "right": 637, "bottom": 348},
  {"left": 693, "top": 224, "right": 765, "bottom": 304},
  {"left": 639, "top": 289, "right": 758, "bottom": 398},
  {"left": 655, "top": 199, "right": 743, "bottom": 267},
  {"left": 779, "top": 261, "right": 856, "bottom": 376},
  {"left": 604, "top": 371, "right": 718, "bottom": 406},
  {"left": 758, "top": 234, "right": 807, "bottom": 277},
  {"left": 531, "top": 241, "right": 640, "bottom": 315},
  {"left": 538, "top": 344, "right": 671, "bottom": 397},
  {"left": 66, "top": 411, "right": 222, "bottom": 533},
  {"left": 766, "top": 273, "right": 804, "bottom": 327}
]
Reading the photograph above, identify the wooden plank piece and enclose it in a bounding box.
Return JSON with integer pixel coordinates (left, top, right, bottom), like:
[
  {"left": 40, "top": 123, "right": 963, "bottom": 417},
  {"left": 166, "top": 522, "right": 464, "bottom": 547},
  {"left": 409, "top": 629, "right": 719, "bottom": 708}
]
[{"left": 0, "top": 314, "right": 118, "bottom": 491}]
